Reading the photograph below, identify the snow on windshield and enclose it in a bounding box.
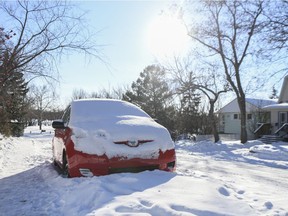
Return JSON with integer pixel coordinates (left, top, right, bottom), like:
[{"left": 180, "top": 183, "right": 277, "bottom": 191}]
[{"left": 68, "top": 99, "right": 174, "bottom": 158}]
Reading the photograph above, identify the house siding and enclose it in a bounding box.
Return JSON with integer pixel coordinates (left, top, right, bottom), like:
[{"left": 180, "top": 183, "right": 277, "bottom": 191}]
[
  {"left": 223, "top": 113, "right": 241, "bottom": 134},
  {"left": 219, "top": 76, "right": 288, "bottom": 137}
]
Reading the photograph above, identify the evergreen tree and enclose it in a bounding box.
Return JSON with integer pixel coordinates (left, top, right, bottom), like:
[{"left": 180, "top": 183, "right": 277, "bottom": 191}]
[
  {"left": 0, "top": 29, "right": 28, "bottom": 136},
  {"left": 123, "top": 65, "right": 176, "bottom": 135},
  {"left": 177, "top": 84, "right": 201, "bottom": 135},
  {"left": 269, "top": 86, "right": 279, "bottom": 99}
]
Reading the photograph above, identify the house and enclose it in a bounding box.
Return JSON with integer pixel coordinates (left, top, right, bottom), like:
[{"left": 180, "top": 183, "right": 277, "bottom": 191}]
[
  {"left": 261, "top": 75, "right": 288, "bottom": 136},
  {"left": 218, "top": 75, "right": 288, "bottom": 141},
  {"left": 218, "top": 98, "right": 277, "bottom": 139}
]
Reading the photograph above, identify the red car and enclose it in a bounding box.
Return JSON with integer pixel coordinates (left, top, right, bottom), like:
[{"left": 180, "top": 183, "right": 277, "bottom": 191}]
[{"left": 52, "top": 99, "right": 176, "bottom": 177}]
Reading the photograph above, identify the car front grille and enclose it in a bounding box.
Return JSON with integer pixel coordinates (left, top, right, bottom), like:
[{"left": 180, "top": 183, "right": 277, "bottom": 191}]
[{"left": 113, "top": 140, "right": 153, "bottom": 147}]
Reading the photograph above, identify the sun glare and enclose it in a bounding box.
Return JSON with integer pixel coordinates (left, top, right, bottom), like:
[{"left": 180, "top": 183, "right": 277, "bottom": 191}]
[{"left": 147, "top": 15, "right": 189, "bottom": 59}]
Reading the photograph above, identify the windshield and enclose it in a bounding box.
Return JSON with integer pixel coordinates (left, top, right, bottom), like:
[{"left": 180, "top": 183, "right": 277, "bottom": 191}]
[{"left": 69, "top": 99, "right": 150, "bottom": 124}]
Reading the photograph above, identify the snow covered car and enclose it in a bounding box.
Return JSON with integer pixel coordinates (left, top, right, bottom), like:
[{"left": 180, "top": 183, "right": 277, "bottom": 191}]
[{"left": 52, "top": 99, "right": 176, "bottom": 177}]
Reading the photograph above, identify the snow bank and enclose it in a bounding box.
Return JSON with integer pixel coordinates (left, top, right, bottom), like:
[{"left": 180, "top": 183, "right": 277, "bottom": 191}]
[
  {"left": 176, "top": 139, "right": 243, "bottom": 153},
  {"left": 176, "top": 139, "right": 288, "bottom": 168},
  {"left": 249, "top": 144, "right": 288, "bottom": 161}
]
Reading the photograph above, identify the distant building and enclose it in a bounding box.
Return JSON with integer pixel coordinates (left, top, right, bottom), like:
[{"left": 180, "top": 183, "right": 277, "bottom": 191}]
[{"left": 218, "top": 75, "right": 288, "bottom": 141}]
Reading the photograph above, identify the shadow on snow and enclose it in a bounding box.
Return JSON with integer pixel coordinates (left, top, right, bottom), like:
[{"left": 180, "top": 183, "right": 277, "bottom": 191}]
[{"left": 0, "top": 161, "right": 176, "bottom": 216}]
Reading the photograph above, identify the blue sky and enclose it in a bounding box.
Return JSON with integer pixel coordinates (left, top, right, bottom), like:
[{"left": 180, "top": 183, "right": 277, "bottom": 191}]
[
  {"left": 2, "top": 0, "right": 282, "bottom": 106},
  {"left": 58, "top": 0, "right": 180, "bottom": 105},
  {"left": 58, "top": 0, "right": 285, "bottom": 107}
]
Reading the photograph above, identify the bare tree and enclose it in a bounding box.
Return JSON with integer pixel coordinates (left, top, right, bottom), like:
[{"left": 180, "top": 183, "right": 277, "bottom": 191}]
[
  {"left": 195, "top": 72, "right": 230, "bottom": 142},
  {"left": 90, "top": 86, "right": 125, "bottom": 100},
  {"left": 169, "top": 57, "right": 230, "bottom": 142},
  {"left": 28, "top": 85, "right": 57, "bottom": 130},
  {"left": 70, "top": 85, "right": 129, "bottom": 102},
  {"left": 186, "top": 0, "right": 269, "bottom": 143},
  {"left": 0, "top": 0, "right": 104, "bottom": 81},
  {"left": 264, "top": 0, "right": 288, "bottom": 50},
  {"left": 71, "top": 88, "right": 88, "bottom": 101}
]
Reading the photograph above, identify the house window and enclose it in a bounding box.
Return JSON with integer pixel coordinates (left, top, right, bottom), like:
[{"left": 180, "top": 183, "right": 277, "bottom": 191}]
[
  {"left": 280, "top": 113, "right": 286, "bottom": 122},
  {"left": 233, "top": 114, "right": 238, "bottom": 119},
  {"left": 247, "top": 114, "right": 252, "bottom": 120},
  {"left": 279, "top": 112, "right": 287, "bottom": 126}
]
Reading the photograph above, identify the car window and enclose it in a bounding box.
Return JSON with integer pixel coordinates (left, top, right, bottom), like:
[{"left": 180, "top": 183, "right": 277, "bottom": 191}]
[{"left": 62, "top": 105, "right": 71, "bottom": 126}]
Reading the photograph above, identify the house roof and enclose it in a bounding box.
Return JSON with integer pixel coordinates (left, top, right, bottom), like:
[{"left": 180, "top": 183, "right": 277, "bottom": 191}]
[
  {"left": 245, "top": 98, "right": 277, "bottom": 108},
  {"left": 262, "top": 103, "right": 288, "bottom": 111},
  {"left": 219, "top": 75, "right": 287, "bottom": 113},
  {"left": 218, "top": 98, "right": 277, "bottom": 113}
]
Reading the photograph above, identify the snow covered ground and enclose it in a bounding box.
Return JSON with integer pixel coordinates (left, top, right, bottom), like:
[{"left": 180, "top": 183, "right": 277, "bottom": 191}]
[{"left": 1, "top": 126, "right": 288, "bottom": 216}]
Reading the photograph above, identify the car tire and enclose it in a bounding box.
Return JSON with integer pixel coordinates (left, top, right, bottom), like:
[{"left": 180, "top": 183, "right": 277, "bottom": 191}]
[
  {"left": 62, "top": 153, "right": 70, "bottom": 178},
  {"left": 52, "top": 146, "right": 57, "bottom": 166},
  {"left": 53, "top": 158, "right": 57, "bottom": 166}
]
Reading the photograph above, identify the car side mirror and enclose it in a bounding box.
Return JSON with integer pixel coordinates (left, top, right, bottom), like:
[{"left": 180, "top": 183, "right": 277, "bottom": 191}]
[{"left": 52, "top": 120, "right": 66, "bottom": 129}]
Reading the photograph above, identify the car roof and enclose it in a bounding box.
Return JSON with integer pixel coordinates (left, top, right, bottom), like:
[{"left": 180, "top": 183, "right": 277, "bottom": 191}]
[{"left": 70, "top": 99, "right": 150, "bottom": 122}]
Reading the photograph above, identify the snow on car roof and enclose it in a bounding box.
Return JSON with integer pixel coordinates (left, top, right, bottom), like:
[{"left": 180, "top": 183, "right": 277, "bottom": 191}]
[{"left": 70, "top": 98, "right": 150, "bottom": 123}]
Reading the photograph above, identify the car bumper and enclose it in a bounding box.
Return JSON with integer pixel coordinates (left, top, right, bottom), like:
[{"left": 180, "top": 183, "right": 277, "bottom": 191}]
[{"left": 67, "top": 149, "right": 176, "bottom": 177}]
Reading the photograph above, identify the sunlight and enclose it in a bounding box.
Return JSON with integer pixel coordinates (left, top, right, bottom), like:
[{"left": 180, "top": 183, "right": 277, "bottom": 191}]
[{"left": 147, "top": 15, "right": 190, "bottom": 59}]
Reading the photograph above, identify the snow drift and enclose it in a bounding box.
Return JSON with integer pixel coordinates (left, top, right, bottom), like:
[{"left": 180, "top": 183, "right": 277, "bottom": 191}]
[{"left": 1, "top": 126, "right": 288, "bottom": 215}]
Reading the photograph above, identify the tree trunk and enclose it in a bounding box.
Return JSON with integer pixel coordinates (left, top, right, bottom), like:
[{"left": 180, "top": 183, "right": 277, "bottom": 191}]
[
  {"left": 209, "top": 101, "right": 220, "bottom": 143},
  {"left": 238, "top": 97, "right": 248, "bottom": 143},
  {"left": 39, "top": 119, "right": 42, "bottom": 131},
  {"left": 39, "top": 110, "right": 43, "bottom": 131},
  {"left": 212, "top": 119, "right": 220, "bottom": 143}
]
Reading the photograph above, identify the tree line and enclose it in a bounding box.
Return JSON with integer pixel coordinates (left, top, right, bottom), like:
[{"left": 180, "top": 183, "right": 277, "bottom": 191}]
[
  {"left": 70, "top": 64, "right": 208, "bottom": 140},
  {"left": 0, "top": 0, "right": 101, "bottom": 136},
  {"left": 0, "top": 0, "right": 287, "bottom": 142}
]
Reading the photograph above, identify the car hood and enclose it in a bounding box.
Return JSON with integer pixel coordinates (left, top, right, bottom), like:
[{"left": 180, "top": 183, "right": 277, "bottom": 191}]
[{"left": 69, "top": 115, "right": 174, "bottom": 159}]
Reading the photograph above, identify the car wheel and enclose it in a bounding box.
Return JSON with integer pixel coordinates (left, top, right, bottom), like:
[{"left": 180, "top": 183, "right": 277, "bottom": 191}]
[
  {"left": 52, "top": 146, "right": 57, "bottom": 166},
  {"left": 62, "top": 153, "right": 70, "bottom": 178},
  {"left": 53, "top": 158, "right": 57, "bottom": 166}
]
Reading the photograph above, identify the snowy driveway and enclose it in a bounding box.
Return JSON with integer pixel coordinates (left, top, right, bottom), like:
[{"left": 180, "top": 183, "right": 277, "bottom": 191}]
[{"left": 0, "top": 127, "right": 288, "bottom": 216}]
